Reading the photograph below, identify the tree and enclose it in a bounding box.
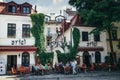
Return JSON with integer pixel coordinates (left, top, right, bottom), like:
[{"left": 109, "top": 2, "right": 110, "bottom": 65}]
[
  {"left": 30, "top": 13, "right": 45, "bottom": 54},
  {"left": 69, "top": 0, "right": 120, "bottom": 64}
]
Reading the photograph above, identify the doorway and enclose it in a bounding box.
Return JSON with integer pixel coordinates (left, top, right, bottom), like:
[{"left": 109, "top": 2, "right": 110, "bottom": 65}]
[
  {"left": 83, "top": 51, "right": 91, "bottom": 67},
  {"left": 95, "top": 51, "right": 101, "bottom": 63},
  {"left": 7, "top": 55, "right": 17, "bottom": 71},
  {"left": 22, "top": 52, "right": 30, "bottom": 67}
]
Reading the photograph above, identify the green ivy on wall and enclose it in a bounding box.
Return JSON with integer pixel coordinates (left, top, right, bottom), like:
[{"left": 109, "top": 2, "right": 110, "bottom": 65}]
[
  {"left": 30, "top": 13, "right": 45, "bottom": 54},
  {"left": 30, "top": 13, "right": 80, "bottom": 64},
  {"left": 39, "top": 52, "right": 53, "bottom": 65},
  {"left": 73, "top": 27, "right": 80, "bottom": 49},
  {"left": 56, "top": 27, "right": 80, "bottom": 63}
]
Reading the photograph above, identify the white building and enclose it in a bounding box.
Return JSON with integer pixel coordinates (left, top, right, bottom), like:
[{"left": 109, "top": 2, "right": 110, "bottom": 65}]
[
  {"left": 57, "top": 14, "right": 108, "bottom": 66},
  {"left": 44, "top": 8, "right": 76, "bottom": 53},
  {"left": 44, "top": 13, "right": 65, "bottom": 52},
  {"left": 0, "top": 1, "right": 37, "bottom": 74}
]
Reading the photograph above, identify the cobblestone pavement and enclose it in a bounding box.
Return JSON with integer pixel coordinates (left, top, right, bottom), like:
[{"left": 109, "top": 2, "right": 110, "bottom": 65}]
[{"left": 0, "top": 71, "right": 120, "bottom": 80}]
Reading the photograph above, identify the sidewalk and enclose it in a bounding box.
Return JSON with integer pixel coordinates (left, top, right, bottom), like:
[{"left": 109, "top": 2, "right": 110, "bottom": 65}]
[{"left": 0, "top": 71, "right": 120, "bottom": 80}]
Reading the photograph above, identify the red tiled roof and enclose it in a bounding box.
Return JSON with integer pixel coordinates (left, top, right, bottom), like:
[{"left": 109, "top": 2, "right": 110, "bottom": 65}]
[
  {"left": 70, "top": 14, "right": 82, "bottom": 26},
  {"left": 60, "top": 14, "right": 83, "bottom": 34},
  {"left": 61, "top": 19, "right": 70, "bottom": 32},
  {"left": 0, "top": 46, "right": 37, "bottom": 51},
  {"left": 77, "top": 47, "right": 104, "bottom": 51}
]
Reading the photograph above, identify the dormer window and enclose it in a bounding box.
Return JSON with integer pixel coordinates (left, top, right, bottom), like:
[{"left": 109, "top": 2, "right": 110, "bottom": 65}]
[
  {"left": 45, "top": 18, "right": 49, "bottom": 22},
  {"left": 22, "top": 6, "right": 30, "bottom": 14},
  {"left": 8, "top": 5, "right": 16, "bottom": 13},
  {"left": 57, "top": 18, "right": 62, "bottom": 22}
]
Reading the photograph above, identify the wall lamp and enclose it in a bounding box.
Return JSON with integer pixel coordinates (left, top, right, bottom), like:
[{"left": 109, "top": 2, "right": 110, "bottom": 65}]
[{"left": 18, "top": 53, "right": 20, "bottom": 58}]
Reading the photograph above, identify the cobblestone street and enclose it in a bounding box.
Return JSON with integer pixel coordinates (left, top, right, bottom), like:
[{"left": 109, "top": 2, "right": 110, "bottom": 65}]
[{"left": 1, "top": 71, "right": 120, "bottom": 80}]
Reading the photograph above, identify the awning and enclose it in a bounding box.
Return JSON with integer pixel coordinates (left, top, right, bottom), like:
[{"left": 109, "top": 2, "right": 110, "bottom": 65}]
[
  {"left": 77, "top": 47, "right": 104, "bottom": 51},
  {"left": 0, "top": 46, "right": 37, "bottom": 51}
]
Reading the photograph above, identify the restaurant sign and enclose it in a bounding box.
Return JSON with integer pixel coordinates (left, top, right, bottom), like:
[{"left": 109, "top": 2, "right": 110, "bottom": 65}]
[
  {"left": 11, "top": 39, "right": 26, "bottom": 45},
  {"left": 87, "top": 41, "right": 97, "bottom": 47}
]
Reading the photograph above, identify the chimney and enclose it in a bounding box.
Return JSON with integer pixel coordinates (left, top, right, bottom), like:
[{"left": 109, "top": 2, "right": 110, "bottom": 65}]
[
  {"left": 60, "top": 10, "right": 62, "bottom": 15},
  {"left": 34, "top": 5, "right": 37, "bottom": 13}
]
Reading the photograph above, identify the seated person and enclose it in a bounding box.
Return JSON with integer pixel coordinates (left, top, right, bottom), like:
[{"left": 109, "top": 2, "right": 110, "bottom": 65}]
[
  {"left": 11, "top": 65, "right": 17, "bottom": 74},
  {"left": 45, "top": 64, "right": 49, "bottom": 70},
  {"left": 35, "top": 64, "right": 40, "bottom": 70},
  {"left": 34, "top": 64, "right": 41, "bottom": 75}
]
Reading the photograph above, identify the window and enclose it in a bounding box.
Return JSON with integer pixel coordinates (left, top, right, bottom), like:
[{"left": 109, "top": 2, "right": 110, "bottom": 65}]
[
  {"left": 112, "top": 30, "right": 117, "bottom": 40},
  {"left": 94, "top": 34, "right": 100, "bottom": 41},
  {"left": 82, "top": 31, "right": 88, "bottom": 41},
  {"left": 47, "top": 27, "right": 51, "bottom": 36},
  {"left": 64, "top": 37, "right": 66, "bottom": 42},
  {"left": 47, "top": 37, "right": 52, "bottom": 46},
  {"left": 22, "top": 52, "right": 29, "bottom": 67},
  {"left": 57, "top": 18, "right": 62, "bottom": 22},
  {"left": 45, "top": 18, "right": 49, "bottom": 22},
  {"left": 22, "top": 6, "right": 30, "bottom": 14},
  {"left": 22, "top": 24, "right": 30, "bottom": 38},
  {"left": 7, "top": 23, "right": 16, "bottom": 38},
  {"left": 8, "top": 5, "right": 16, "bottom": 13}
]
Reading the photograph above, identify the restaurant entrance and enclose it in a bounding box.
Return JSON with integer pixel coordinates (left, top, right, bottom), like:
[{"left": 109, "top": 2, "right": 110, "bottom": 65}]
[{"left": 7, "top": 55, "right": 17, "bottom": 71}]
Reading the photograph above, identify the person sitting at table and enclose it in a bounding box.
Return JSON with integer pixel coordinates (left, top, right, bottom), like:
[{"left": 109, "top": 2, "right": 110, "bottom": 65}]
[
  {"left": 64, "top": 62, "right": 70, "bottom": 74},
  {"left": 45, "top": 64, "right": 49, "bottom": 70},
  {"left": 45, "top": 64, "right": 49, "bottom": 74},
  {"left": 38, "top": 64, "right": 45, "bottom": 75},
  {"left": 35, "top": 64, "right": 39, "bottom": 70},
  {"left": 34, "top": 64, "right": 40, "bottom": 75},
  {"left": 39, "top": 64, "right": 45, "bottom": 69},
  {"left": 59, "top": 61, "right": 64, "bottom": 74},
  {"left": 11, "top": 65, "right": 17, "bottom": 75}
]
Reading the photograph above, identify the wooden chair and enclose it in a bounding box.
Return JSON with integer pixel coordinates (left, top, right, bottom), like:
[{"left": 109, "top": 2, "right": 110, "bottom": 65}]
[
  {"left": 113, "top": 64, "right": 117, "bottom": 70},
  {"left": 19, "top": 66, "right": 25, "bottom": 74},
  {"left": 89, "top": 63, "right": 94, "bottom": 71},
  {"left": 26, "top": 66, "right": 30, "bottom": 73},
  {"left": 64, "top": 66, "right": 70, "bottom": 74},
  {"left": 81, "top": 63, "right": 87, "bottom": 71},
  {"left": 55, "top": 65, "right": 60, "bottom": 72},
  {"left": 11, "top": 66, "right": 17, "bottom": 75}
]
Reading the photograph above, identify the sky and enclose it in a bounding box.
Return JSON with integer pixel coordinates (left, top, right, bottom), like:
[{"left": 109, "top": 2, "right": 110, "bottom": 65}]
[{"left": 5, "top": 0, "right": 75, "bottom": 15}]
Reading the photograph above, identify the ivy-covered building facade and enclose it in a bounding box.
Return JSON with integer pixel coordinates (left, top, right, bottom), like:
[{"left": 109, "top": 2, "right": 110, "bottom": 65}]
[{"left": 57, "top": 14, "right": 108, "bottom": 67}]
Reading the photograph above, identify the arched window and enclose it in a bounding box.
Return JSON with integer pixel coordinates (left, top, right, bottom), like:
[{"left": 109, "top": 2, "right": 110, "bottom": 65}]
[
  {"left": 95, "top": 51, "right": 101, "bottom": 63},
  {"left": 22, "top": 52, "right": 30, "bottom": 67}
]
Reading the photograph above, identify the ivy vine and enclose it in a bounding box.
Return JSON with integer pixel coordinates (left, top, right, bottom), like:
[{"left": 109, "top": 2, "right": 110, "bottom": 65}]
[
  {"left": 30, "top": 13, "right": 45, "bottom": 54},
  {"left": 30, "top": 13, "right": 80, "bottom": 64},
  {"left": 73, "top": 27, "right": 80, "bottom": 49},
  {"left": 56, "top": 27, "right": 80, "bottom": 63}
]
